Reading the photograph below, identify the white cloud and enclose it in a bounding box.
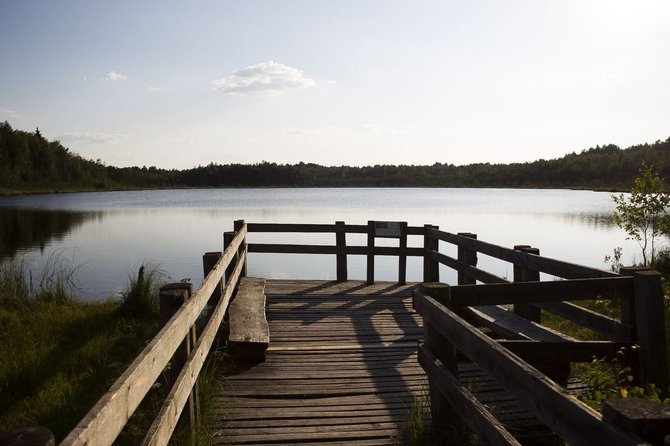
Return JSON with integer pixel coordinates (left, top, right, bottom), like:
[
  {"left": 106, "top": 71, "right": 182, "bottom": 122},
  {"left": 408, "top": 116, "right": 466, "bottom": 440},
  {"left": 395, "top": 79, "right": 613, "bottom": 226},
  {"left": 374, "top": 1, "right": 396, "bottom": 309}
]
[
  {"left": 148, "top": 85, "right": 162, "bottom": 92},
  {"left": 211, "top": 61, "right": 315, "bottom": 96},
  {"left": 59, "top": 132, "right": 127, "bottom": 143},
  {"left": 0, "top": 108, "right": 21, "bottom": 119},
  {"left": 102, "top": 71, "right": 128, "bottom": 81}
]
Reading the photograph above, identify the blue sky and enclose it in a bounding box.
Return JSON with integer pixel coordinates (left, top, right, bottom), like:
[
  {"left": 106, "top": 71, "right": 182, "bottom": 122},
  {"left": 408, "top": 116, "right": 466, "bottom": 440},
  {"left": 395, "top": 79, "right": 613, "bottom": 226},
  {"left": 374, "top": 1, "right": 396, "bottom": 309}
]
[{"left": 1, "top": 1, "right": 669, "bottom": 169}]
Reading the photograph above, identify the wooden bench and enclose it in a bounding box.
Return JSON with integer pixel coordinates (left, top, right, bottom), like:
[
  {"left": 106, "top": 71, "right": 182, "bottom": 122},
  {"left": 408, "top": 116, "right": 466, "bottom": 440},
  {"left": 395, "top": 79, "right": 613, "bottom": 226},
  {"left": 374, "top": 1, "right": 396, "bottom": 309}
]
[{"left": 228, "top": 277, "right": 269, "bottom": 362}]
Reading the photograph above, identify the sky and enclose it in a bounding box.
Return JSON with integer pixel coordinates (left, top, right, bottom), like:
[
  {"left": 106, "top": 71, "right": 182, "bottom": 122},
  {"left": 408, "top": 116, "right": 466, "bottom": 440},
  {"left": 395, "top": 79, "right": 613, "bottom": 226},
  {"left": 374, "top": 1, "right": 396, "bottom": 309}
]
[{"left": 1, "top": 1, "right": 669, "bottom": 169}]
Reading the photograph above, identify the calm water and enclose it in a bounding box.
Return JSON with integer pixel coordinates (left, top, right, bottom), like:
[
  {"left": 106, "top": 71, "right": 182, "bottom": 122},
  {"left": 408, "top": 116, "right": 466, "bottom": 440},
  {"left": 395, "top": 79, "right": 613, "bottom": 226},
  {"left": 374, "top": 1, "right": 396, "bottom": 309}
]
[{"left": 0, "top": 188, "right": 635, "bottom": 300}]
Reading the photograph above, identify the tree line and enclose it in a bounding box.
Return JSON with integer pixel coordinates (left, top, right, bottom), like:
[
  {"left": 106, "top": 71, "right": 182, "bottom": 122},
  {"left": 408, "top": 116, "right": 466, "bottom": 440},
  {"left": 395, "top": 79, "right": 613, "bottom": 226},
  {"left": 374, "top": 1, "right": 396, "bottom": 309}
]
[{"left": 1, "top": 121, "right": 669, "bottom": 192}]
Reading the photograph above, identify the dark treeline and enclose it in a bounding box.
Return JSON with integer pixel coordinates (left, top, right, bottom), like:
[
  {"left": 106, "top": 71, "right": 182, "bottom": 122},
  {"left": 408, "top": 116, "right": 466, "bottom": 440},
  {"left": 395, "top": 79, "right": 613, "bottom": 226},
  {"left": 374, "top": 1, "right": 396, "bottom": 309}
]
[{"left": 1, "top": 121, "right": 669, "bottom": 192}]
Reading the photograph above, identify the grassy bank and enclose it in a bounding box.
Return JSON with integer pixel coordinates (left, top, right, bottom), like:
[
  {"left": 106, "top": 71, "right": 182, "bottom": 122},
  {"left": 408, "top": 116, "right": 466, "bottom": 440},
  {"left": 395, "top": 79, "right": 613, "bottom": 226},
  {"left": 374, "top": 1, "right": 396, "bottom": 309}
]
[
  {"left": 0, "top": 298, "right": 159, "bottom": 440},
  {"left": 0, "top": 260, "right": 165, "bottom": 442}
]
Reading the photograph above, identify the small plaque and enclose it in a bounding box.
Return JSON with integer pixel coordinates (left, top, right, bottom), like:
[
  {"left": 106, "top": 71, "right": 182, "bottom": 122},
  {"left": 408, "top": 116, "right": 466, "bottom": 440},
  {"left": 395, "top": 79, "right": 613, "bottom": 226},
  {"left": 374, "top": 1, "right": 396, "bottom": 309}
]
[{"left": 374, "top": 221, "right": 402, "bottom": 238}]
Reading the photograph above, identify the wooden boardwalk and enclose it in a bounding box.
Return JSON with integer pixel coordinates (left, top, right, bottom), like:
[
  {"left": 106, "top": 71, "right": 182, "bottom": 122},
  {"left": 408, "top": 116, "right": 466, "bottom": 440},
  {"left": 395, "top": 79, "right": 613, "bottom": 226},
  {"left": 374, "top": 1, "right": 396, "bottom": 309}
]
[{"left": 211, "top": 280, "right": 425, "bottom": 445}]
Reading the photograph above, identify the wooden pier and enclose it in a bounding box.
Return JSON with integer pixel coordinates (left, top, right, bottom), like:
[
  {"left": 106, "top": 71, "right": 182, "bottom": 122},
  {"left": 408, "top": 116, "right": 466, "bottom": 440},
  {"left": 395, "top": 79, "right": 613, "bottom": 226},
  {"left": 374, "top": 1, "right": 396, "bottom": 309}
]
[
  {"left": 213, "top": 280, "right": 422, "bottom": 445},
  {"left": 59, "top": 220, "right": 669, "bottom": 446}
]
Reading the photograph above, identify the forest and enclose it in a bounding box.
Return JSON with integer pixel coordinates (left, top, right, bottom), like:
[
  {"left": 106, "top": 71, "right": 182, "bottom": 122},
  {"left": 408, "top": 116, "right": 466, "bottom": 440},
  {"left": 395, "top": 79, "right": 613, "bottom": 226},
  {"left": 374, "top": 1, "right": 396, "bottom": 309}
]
[{"left": 1, "top": 121, "right": 669, "bottom": 193}]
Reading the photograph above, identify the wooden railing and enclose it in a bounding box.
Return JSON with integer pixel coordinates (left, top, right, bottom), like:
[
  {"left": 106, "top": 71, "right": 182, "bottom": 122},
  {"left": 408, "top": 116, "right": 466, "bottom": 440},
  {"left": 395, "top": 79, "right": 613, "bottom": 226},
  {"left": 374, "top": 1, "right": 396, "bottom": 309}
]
[
  {"left": 58, "top": 219, "right": 668, "bottom": 445},
  {"left": 60, "top": 224, "right": 248, "bottom": 446}
]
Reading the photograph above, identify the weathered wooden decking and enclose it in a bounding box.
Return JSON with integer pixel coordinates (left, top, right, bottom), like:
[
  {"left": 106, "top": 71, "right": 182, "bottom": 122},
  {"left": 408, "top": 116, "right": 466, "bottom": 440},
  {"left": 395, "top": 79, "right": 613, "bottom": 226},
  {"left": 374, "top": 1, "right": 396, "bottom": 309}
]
[{"left": 212, "top": 280, "right": 425, "bottom": 445}]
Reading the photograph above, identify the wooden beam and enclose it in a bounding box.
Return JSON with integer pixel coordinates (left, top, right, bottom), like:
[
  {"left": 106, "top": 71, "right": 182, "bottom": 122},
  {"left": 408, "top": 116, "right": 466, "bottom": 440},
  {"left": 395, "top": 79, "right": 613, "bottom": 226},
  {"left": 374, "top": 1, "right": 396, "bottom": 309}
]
[
  {"left": 513, "top": 245, "right": 541, "bottom": 323},
  {"left": 457, "top": 233, "right": 477, "bottom": 285},
  {"left": 366, "top": 221, "right": 374, "bottom": 284},
  {"left": 142, "top": 251, "right": 246, "bottom": 446},
  {"left": 498, "top": 340, "right": 636, "bottom": 363},
  {"left": 335, "top": 221, "right": 347, "bottom": 282},
  {"left": 535, "top": 301, "right": 632, "bottom": 342},
  {"left": 423, "top": 224, "right": 439, "bottom": 282},
  {"left": 248, "top": 243, "right": 424, "bottom": 257},
  {"left": 448, "top": 276, "right": 634, "bottom": 307},
  {"left": 425, "top": 227, "right": 617, "bottom": 279},
  {"left": 418, "top": 344, "right": 522, "bottom": 446},
  {"left": 428, "top": 250, "right": 508, "bottom": 284},
  {"left": 61, "top": 228, "right": 247, "bottom": 446},
  {"left": 414, "top": 291, "right": 647, "bottom": 446}
]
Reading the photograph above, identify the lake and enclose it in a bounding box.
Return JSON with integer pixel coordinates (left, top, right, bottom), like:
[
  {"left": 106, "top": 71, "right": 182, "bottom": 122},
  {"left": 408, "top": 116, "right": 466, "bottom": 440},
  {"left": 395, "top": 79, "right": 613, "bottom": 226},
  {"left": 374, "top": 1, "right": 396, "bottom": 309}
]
[{"left": 0, "top": 188, "right": 635, "bottom": 300}]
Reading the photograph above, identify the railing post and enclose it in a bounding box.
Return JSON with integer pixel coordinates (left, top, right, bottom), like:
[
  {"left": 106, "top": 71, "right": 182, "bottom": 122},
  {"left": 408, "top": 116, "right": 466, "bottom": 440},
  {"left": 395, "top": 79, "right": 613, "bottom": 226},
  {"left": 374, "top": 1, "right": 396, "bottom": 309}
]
[
  {"left": 335, "top": 221, "right": 347, "bottom": 281},
  {"left": 159, "top": 282, "right": 199, "bottom": 434},
  {"left": 631, "top": 270, "right": 668, "bottom": 389},
  {"left": 234, "top": 219, "right": 247, "bottom": 278},
  {"left": 423, "top": 224, "right": 439, "bottom": 283},
  {"left": 457, "top": 233, "right": 477, "bottom": 285},
  {"left": 367, "top": 220, "right": 375, "bottom": 284},
  {"left": 418, "top": 283, "right": 460, "bottom": 432},
  {"left": 619, "top": 266, "right": 648, "bottom": 337},
  {"left": 513, "top": 245, "right": 541, "bottom": 323},
  {"left": 203, "top": 251, "right": 223, "bottom": 306},
  {"left": 224, "top": 231, "right": 236, "bottom": 285},
  {"left": 398, "top": 222, "right": 408, "bottom": 285}
]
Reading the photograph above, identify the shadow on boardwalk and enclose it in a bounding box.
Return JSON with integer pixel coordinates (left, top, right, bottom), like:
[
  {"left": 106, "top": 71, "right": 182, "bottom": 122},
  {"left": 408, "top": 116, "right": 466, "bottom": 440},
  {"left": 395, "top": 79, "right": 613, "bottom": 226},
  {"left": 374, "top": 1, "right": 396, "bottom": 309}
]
[{"left": 211, "top": 279, "right": 426, "bottom": 445}]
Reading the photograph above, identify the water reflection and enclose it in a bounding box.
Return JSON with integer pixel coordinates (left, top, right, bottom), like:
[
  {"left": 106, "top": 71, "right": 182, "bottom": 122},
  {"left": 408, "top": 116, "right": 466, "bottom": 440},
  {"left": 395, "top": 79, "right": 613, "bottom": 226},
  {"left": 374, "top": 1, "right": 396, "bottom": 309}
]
[
  {"left": 0, "top": 188, "right": 635, "bottom": 301},
  {"left": 0, "top": 208, "right": 102, "bottom": 259}
]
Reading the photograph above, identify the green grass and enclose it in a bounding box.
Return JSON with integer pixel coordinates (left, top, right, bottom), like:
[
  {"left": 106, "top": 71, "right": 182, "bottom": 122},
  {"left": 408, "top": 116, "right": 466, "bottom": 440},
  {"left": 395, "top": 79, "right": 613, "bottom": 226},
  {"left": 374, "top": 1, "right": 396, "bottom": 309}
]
[
  {"left": 0, "top": 257, "right": 235, "bottom": 444},
  {"left": 0, "top": 259, "right": 167, "bottom": 442},
  {"left": 0, "top": 298, "right": 159, "bottom": 440}
]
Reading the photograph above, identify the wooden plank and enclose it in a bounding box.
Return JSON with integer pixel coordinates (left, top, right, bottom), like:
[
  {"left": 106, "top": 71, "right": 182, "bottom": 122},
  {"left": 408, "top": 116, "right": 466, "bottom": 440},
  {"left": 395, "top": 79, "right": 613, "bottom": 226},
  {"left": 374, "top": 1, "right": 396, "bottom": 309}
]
[
  {"left": 426, "top": 227, "right": 617, "bottom": 279},
  {"left": 61, "top": 227, "right": 247, "bottom": 446},
  {"left": 449, "top": 276, "right": 634, "bottom": 307},
  {"left": 498, "top": 340, "right": 635, "bottom": 363},
  {"left": 428, "top": 249, "right": 508, "bottom": 284},
  {"left": 249, "top": 243, "right": 424, "bottom": 257},
  {"left": 467, "top": 305, "right": 574, "bottom": 341},
  {"left": 536, "top": 301, "right": 632, "bottom": 341},
  {"left": 418, "top": 344, "right": 522, "bottom": 446},
  {"left": 213, "top": 426, "right": 404, "bottom": 444},
  {"left": 414, "top": 292, "right": 648, "bottom": 446},
  {"left": 228, "top": 277, "right": 269, "bottom": 362}
]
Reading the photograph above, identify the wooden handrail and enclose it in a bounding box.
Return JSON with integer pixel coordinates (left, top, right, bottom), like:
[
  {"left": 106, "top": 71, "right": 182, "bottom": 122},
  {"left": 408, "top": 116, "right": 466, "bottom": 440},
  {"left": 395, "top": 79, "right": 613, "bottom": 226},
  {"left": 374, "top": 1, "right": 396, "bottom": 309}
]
[
  {"left": 142, "top": 250, "right": 246, "bottom": 445},
  {"left": 414, "top": 291, "right": 647, "bottom": 446},
  {"left": 447, "top": 276, "right": 634, "bottom": 307},
  {"left": 61, "top": 225, "right": 247, "bottom": 446},
  {"left": 425, "top": 227, "right": 616, "bottom": 279}
]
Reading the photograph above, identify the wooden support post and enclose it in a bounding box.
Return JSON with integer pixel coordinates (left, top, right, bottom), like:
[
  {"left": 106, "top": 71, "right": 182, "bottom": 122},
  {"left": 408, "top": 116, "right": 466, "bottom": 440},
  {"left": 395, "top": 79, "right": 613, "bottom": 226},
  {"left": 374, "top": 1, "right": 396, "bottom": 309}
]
[
  {"left": 398, "top": 221, "right": 408, "bottom": 285},
  {"left": 202, "top": 251, "right": 222, "bottom": 307},
  {"left": 417, "top": 283, "right": 461, "bottom": 431},
  {"left": 513, "top": 245, "right": 541, "bottom": 323},
  {"left": 159, "top": 282, "right": 199, "bottom": 434},
  {"left": 423, "top": 224, "right": 439, "bottom": 283},
  {"left": 234, "top": 219, "right": 247, "bottom": 278},
  {"left": 335, "top": 221, "right": 347, "bottom": 282},
  {"left": 619, "top": 266, "right": 649, "bottom": 334},
  {"left": 457, "top": 233, "right": 477, "bottom": 285},
  {"left": 367, "top": 220, "right": 375, "bottom": 284},
  {"left": 603, "top": 398, "right": 670, "bottom": 445},
  {"left": 223, "top": 231, "right": 236, "bottom": 285},
  {"left": 632, "top": 270, "right": 668, "bottom": 390}
]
